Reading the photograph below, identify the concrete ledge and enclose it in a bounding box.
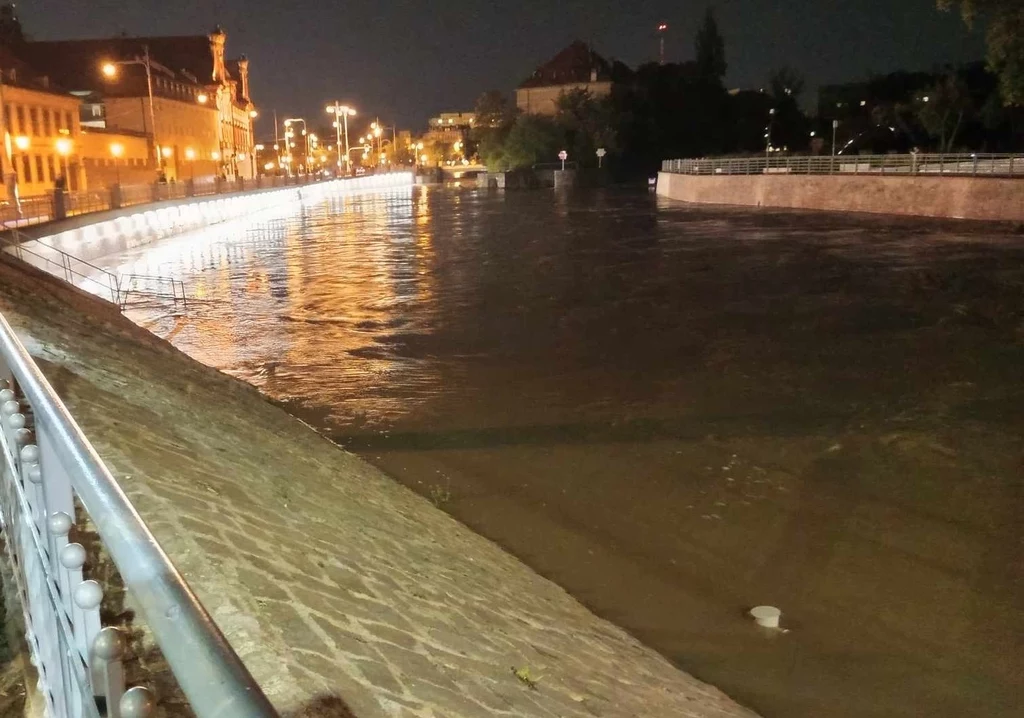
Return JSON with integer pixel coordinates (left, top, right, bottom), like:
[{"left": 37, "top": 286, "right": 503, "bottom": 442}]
[{"left": 657, "top": 171, "right": 1024, "bottom": 222}]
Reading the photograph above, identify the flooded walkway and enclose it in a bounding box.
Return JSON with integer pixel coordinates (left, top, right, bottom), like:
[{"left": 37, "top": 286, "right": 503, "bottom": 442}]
[{"left": 98, "top": 186, "right": 1023, "bottom": 718}]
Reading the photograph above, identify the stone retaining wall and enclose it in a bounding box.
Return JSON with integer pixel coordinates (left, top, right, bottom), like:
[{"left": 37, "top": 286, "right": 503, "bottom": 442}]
[{"left": 657, "top": 171, "right": 1024, "bottom": 222}]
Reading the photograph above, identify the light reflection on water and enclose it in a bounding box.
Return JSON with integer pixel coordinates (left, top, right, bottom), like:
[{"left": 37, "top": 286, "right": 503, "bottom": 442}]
[{"left": 96, "top": 185, "right": 1023, "bottom": 718}]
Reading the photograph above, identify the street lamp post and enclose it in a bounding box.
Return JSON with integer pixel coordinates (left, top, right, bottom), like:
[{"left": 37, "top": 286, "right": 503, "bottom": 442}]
[
  {"left": 283, "top": 118, "right": 307, "bottom": 173},
  {"left": 831, "top": 119, "right": 839, "bottom": 173},
  {"left": 765, "top": 108, "right": 776, "bottom": 163},
  {"left": 326, "top": 102, "right": 356, "bottom": 176},
  {"left": 55, "top": 137, "right": 73, "bottom": 186},
  {"left": 110, "top": 142, "right": 124, "bottom": 185},
  {"left": 102, "top": 46, "right": 161, "bottom": 175}
]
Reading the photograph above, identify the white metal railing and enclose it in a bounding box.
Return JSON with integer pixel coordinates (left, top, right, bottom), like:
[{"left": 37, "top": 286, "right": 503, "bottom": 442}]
[
  {"left": 0, "top": 312, "right": 278, "bottom": 718},
  {"left": 0, "top": 230, "right": 188, "bottom": 312},
  {"left": 1, "top": 173, "right": 350, "bottom": 230},
  {"left": 661, "top": 153, "right": 1024, "bottom": 177}
]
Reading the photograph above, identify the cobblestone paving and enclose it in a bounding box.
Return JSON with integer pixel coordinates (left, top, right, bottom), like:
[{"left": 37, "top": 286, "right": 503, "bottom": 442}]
[{"left": 0, "top": 258, "right": 759, "bottom": 717}]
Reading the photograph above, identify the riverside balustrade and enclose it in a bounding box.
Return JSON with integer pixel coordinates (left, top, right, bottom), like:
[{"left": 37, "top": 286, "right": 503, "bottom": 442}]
[
  {"left": 661, "top": 153, "right": 1024, "bottom": 177},
  {"left": 0, "top": 173, "right": 334, "bottom": 230},
  {"left": 0, "top": 312, "right": 279, "bottom": 717}
]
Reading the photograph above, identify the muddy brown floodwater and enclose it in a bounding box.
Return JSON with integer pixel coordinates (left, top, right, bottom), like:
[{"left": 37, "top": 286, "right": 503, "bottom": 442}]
[{"left": 100, "top": 185, "right": 1023, "bottom": 718}]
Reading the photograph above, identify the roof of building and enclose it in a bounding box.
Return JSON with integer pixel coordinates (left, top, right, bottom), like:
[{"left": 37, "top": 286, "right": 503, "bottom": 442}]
[
  {"left": 18, "top": 35, "right": 222, "bottom": 93},
  {"left": 0, "top": 44, "right": 75, "bottom": 97},
  {"left": 518, "top": 41, "right": 613, "bottom": 89}
]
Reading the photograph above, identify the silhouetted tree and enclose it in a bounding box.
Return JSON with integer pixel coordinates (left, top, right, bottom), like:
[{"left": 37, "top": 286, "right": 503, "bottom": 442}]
[
  {"left": 694, "top": 7, "right": 727, "bottom": 82},
  {"left": 555, "top": 88, "right": 617, "bottom": 166},
  {"left": 916, "top": 72, "right": 973, "bottom": 150},
  {"left": 472, "top": 90, "right": 517, "bottom": 170},
  {"left": 938, "top": 0, "right": 1024, "bottom": 105}
]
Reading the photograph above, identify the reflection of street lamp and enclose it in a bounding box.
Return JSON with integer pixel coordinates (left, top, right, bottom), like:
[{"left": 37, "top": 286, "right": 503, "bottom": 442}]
[
  {"left": 326, "top": 102, "right": 356, "bottom": 174},
  {"left": 110, "top": 142, "right": 124, "bottom": 185},
  {"left": 101, "top": 47, "right": 162, "bottom": 173}
]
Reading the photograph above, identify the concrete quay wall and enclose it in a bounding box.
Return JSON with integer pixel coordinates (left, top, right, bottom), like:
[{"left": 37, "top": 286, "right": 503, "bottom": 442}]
[
  {"left": 0, "top": 254, "right": 759, "bottom": 717},
  {"left": 657, "top": 171, "right": 1024, "bottom": 222}
]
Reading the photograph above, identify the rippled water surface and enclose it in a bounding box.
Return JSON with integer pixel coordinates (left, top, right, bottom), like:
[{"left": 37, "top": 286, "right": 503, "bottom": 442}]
[{"left": 98, "top": 185, "right": 1023, "bottom": 718}]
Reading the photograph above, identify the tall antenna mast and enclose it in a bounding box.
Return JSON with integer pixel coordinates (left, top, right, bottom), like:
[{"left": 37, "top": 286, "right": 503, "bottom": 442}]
[{"left": 657, "top": 22, "right": 668, "bottom": 65}]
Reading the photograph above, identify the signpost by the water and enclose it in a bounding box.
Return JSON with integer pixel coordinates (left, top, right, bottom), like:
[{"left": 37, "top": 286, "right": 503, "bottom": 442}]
[
  {"left": 558, "top": 150, "right": 568, "bottom": 170},
  {"left": 596, "top": 148, "right": 606, "bottom": 168}
]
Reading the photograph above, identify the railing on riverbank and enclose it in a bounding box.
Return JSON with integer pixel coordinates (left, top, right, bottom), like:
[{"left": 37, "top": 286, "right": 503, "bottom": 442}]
[
  {"left": 1, "top": 173, "right": 334, "bottom": 230},
  {"left": 0, "top": 312, "right": 278, "bottom": 718},
  {"left": 662, "top": 153, "right": 1024, "bottom": 177},
  {"left": 0, "top": 229, "right": 188, "bottom": 312}
]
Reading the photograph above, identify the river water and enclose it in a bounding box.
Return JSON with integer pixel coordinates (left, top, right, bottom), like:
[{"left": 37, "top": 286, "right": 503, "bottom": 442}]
[{"left": 96, "top": 184, "right": 1022, "bottom": 718}]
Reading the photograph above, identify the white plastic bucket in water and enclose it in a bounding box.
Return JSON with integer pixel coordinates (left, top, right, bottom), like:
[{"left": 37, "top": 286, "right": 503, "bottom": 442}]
[{"left": 749, "top": 605, "right": 782, "bottom": 629}]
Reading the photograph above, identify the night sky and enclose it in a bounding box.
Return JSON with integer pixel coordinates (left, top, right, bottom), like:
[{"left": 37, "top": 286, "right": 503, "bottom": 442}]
[{"left": 25, "top": 0, "right": 983, "bottom": 137}]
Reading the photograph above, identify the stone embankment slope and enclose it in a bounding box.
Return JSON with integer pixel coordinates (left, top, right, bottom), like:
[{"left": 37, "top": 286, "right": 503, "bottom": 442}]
[{"left": 0, "top": 254, "right": 759, "bottom": 718}]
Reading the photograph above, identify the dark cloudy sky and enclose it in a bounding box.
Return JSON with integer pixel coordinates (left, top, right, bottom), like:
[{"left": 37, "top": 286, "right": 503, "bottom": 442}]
[{"left": 23, "top": 0, "right": 984, "bottom": 137}]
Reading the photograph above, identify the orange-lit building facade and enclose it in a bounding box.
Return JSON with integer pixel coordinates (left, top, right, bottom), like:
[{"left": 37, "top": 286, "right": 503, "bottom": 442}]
[
  {"left": 0, "top": 57, "right": 84, "bottom": 200},
  {"left": 19, "top": 27, "right": 256, "bottom": 182}
]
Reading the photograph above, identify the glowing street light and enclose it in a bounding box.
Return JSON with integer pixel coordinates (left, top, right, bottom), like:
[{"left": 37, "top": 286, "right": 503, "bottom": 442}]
[
  {"left": 197, "top": 93, "right": 208, "bottom": 104},
  {"left": 326, "top": 102, "right": 356, "bottom": 173},
  {"left": 55, "top": 137, "right": 73, "bottom": 183},
  {"left": 100, "top": 46, "right": 162, "bottom": 173},
  {"left": 13, "top": 135, "right": 29, "bottom": 151},
  {"left": 110, "top": 142, "right": 124, "bottom": 185}
]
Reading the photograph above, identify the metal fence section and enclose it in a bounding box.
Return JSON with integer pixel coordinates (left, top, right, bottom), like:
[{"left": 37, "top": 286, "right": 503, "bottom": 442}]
[
  {"left": 1, "top": 173, "right": 336, "bottom": 230},
  {"left": 661, "top": 153, "right": 1024, "bottom": 177},
  {"left": 0, "top": 312, "right": 279, "bottom": 718}
]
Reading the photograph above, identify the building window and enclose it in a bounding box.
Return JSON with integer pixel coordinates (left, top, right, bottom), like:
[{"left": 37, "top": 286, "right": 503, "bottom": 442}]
[
  {"left": 15, "top": 107, "right": 24, "bottom": 134},
  {"left": 2, "top": 105, "right": 9, "bottom": 132},
  {"left": 46, "top": 155, "right": 55, "bottom": 181},
  {"left": 29, "top": 108, "right": 39, "bottom": 136},
  {"left": 35, "top": 155, "right": 44, "bottom": 182},
  {"left": 43, "top": 109, "right": 52, "bottom": 137},
  {"left": 65, "top": 112, "right": 74, "bottom": 135},
  {"left": 21, "top": 155, "right": 31, "bottom": 183}
]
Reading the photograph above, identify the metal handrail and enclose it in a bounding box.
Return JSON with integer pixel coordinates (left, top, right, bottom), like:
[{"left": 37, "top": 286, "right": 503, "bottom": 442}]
[
  {"left": 661, "top": 152, "right": 1023, "bottom": 177},
  {"left": 0, "top": 312, "right": 278, "bottom": 717},
  {"left": 0, "top": 230, "right": 123, "bottom": 304}
]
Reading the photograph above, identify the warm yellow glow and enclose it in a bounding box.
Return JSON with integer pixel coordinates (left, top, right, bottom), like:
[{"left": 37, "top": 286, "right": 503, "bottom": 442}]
[
  {"left": 185, "top": 147, "right": 196, "bottom": 160},
  {"left": 371, "top": 122, "right": 378, "bottom": 129},
  {"left": 264, "top": 162, "right": 275, "bottom": 170},
  {"left": 345, "top": 107, "right": 356, "bottom": 116},
  {"left": 109, "top": 142, "right": 124, "bottom": 158},
  {"left": 272, "top": 144, "right": 279, "bottom": 151},
  {"left": 320, "top": 155, "right": 326, "bottom": 162},
  {"left": 420, "top": 154, "right": 428, "bottom": 163},
  {"left": 14, "top": 136, "right": 29, "bottom": 151},
  {"left": 416, "top": 142, "right": 424, "bottom": 150},
  {"left": 255, "top": 144, "right": 265, "bottom": 151},
  {"left": 249, "top": 110, "right": 258, "bottom": 118},
  {"left": 197, "top": 93, "right": 209, "bottom": 104},
  {"left": 238, "top": 153, "right": 247, "bottom": 161},
  {"left": 373, "top": 127, "right": 382, "bottom": 137},
  {"left": 161, "top": 146, "right": 172, "bottom": 158},
  {"left": 212, "top": 151, "right": 221, "bottom": 160},
  {"left": 358, "top": 136, "right": 365, "bottom": 143},
  {"left": 101, "top": 62, "right": 118, "bottom": 78},
  {"left": 55, "top": 138, "right": 73, "bottom": 156}
]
